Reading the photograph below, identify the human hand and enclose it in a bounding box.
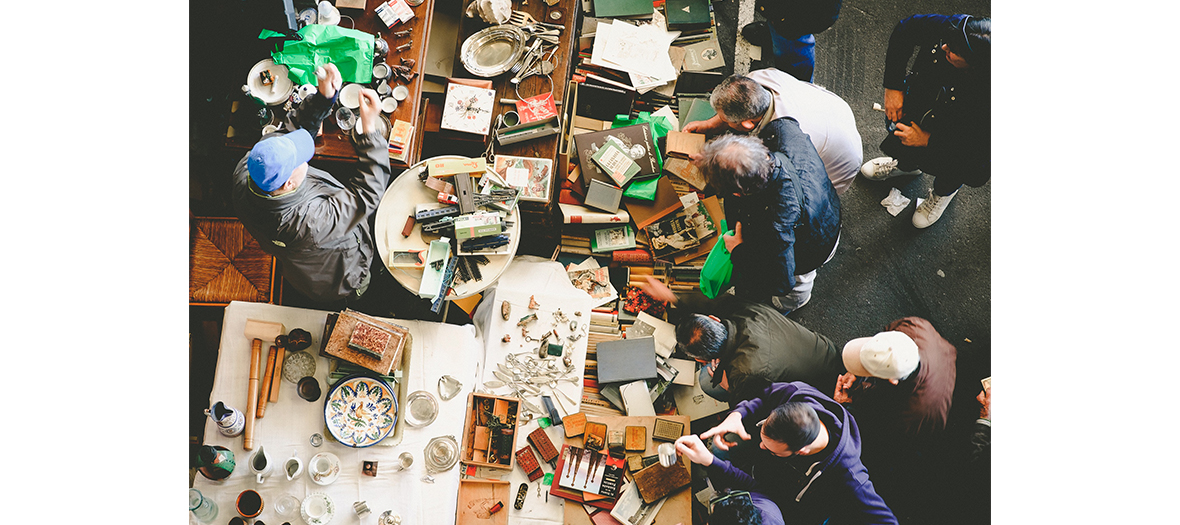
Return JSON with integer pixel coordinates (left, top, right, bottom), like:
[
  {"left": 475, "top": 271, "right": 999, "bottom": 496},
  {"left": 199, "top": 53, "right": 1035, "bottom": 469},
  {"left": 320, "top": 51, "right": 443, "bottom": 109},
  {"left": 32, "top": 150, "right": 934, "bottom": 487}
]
[
  {"left": 639, "top": 275, "right": 677, "bottom": 304},
  {"left": 674, "top": 434, "right": 715, "bottom": 466},
  {"left": 723, "top": 222, "right": 743, "bottom": 252},
  {"left": 700, "top": 411, "right": 751, "bottom": 451},
  {"left": 833, "top": 372, "right": 857, "bottom": 404},
  {"left": 315, "top": 63, "right": 343, "bottom": 99},
  {"left": 977, "top": 388, "right": 990, "bottom": 420},
  {"left": 683, "top": 115, "right": 725, "bottom": 135},
  {"left": 893, "top": 122, "right": 931, "bottom": 147},
  {"left": 884, "top": 89, "right": 904, "bottom": 122},
  {"left": 357, "top": 88, "right": 381, "bottom": 133}
]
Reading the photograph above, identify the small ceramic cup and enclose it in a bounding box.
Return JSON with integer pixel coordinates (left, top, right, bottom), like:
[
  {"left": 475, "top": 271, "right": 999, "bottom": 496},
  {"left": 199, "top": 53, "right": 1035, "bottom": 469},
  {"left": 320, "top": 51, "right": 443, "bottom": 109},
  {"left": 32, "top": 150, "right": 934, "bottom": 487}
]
[
  {"left": 373, "top": 63, "right": 392, "bottom": 82},
  {"left": 305, "top": 496, "right": 329, "bottom": 520},
  {"left": 381, "top": 97, "right": 398, "bottom": 114}
]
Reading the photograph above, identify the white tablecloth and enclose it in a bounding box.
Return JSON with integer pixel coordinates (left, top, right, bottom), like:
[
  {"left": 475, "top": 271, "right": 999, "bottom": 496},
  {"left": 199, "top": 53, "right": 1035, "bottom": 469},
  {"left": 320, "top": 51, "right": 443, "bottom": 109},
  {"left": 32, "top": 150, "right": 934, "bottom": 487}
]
[
  {"left": 193, "top": 301, "right": 482, "bottom": 525},
  {"left": 469, "top": 257, "right": 595, "bottom": 525}
]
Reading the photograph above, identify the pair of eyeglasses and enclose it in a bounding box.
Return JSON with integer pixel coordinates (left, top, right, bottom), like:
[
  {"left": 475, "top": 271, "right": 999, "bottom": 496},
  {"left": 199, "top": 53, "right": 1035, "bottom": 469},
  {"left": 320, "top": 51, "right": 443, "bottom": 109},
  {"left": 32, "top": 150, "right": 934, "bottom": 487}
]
[{"left": 709, "top": 490, "right": 752, "bottom": 513}]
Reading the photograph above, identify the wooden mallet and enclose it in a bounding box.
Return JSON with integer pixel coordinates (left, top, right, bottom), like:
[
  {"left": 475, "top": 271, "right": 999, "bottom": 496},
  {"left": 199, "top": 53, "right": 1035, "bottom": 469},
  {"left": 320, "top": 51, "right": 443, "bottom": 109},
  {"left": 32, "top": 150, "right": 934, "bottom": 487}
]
[{"left": 243, "top": 319, "right": 284, "bottom": 450}]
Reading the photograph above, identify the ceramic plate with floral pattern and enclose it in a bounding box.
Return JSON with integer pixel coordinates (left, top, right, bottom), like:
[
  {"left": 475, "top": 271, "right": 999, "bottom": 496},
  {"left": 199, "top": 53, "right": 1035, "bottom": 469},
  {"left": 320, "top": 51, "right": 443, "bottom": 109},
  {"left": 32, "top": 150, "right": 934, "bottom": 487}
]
[{"left": 324, "top": 375, "right": 398, "bottom": 447}]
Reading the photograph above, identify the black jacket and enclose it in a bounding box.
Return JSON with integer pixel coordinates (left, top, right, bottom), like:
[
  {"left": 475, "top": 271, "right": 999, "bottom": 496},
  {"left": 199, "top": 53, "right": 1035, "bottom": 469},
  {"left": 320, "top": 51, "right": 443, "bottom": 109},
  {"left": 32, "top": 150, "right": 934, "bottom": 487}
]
[{"left": 727, "top": 117, "right": 841, "bottom": 303}]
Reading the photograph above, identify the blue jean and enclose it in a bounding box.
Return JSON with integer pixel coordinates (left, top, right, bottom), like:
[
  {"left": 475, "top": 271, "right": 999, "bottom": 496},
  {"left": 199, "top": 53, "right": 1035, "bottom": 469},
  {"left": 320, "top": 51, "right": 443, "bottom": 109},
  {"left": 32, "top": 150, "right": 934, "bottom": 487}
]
[{"left": 768, "top": 25, "right": 816, "bottom": 83}]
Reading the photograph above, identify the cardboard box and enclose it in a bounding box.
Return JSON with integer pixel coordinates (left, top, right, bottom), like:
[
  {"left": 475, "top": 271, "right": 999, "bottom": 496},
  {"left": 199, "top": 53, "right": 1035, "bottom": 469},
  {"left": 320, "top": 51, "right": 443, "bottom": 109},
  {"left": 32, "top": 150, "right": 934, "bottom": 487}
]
[
  {"left": 453, "top": 212, "right": 503, "bottom": 240},
  {"left": 461, "top": 393, "right": 521, "bottom": 470}
]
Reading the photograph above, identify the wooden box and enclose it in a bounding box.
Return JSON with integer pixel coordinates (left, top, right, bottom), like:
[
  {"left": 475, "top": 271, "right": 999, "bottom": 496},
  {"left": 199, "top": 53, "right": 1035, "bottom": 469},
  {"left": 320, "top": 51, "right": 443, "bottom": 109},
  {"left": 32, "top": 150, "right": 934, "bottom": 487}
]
[
  {"left": 456, "top": 478, "right": 511, "bottom": 525},
  {"left": 461, "top": 393, "right": 520, "bottom": 470},
  {"left": 625, "top": 426, "right": 647, "bottom": 452},
  {"left": 563, "top": 412, "right": 587, "bottom": 438}
]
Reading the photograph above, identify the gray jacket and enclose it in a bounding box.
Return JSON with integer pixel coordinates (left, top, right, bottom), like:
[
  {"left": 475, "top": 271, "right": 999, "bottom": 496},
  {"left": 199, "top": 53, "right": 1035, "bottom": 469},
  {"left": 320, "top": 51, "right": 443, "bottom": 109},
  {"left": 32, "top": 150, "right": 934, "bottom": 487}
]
[{"left": 232, "top": 92, "right": 392, "bottom": 303}]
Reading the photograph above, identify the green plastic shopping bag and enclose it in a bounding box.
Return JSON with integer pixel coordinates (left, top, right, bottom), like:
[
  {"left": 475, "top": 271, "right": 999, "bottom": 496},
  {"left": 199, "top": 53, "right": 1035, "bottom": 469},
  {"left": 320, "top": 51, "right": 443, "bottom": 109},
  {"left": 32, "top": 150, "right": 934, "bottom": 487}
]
[{"left": 699, "top": 220, "right": 733, "bottom": 299}]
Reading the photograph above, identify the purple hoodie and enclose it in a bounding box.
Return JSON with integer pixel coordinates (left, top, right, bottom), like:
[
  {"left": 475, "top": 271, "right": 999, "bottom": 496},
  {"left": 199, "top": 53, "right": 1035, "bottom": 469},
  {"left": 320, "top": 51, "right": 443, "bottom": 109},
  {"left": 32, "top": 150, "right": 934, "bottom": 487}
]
[{"left": 705, "top": 382, "right": 898, "bottom": 525}]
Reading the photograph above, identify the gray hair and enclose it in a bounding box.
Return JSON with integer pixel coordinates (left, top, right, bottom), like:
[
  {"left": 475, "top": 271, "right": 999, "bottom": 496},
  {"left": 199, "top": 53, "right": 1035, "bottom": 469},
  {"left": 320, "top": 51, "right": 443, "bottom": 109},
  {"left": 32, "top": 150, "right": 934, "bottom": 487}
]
[
  {"left": 711, "top": 76, "right": 772, "bottom": 123},
  {"left": 697, "top": 134, "right": 772, "bottom": 195}
]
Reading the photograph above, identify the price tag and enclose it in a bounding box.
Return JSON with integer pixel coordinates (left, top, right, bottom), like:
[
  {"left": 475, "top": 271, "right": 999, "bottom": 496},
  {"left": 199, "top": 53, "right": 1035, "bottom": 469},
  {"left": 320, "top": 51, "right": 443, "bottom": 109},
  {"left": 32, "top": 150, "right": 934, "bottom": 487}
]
[{"left": 506, "top": 167, "right": 530, "bottom": 187}]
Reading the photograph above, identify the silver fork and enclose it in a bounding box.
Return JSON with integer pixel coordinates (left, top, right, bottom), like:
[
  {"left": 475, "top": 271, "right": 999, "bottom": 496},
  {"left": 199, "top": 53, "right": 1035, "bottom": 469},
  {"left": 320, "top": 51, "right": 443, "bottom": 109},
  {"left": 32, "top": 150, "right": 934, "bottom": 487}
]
[{"left": 508, "top": 11, "right": 564, "bottom": 32}]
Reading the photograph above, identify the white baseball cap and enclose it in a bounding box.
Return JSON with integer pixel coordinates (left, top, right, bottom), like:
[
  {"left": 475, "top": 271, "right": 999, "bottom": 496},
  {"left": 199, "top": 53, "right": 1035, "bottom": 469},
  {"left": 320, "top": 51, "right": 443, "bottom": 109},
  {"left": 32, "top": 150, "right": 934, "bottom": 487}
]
[{"left": 842, "top": 331, "right": 920, "bottom": 380}]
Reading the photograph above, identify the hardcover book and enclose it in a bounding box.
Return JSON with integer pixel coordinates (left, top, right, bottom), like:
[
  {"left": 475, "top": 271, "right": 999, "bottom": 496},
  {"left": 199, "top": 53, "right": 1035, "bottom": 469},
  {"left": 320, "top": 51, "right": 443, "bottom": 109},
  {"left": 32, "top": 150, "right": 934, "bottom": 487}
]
[
  {"left": 592, "top": 0, "right": 654, "bottom": 17},
  {"left": 665, "top": 0, "right": 711, "bottom": 28},
  {"left": 595, "top": 337, "right": 658, "bottom": 384},
  {"left": 591, "top": 225, "right": 636, "bottom": 253},
  {"left": 574, "top": 124, "right": 659, "bottom": 193},
  {"left": 492, "top": 155, "right": 553, "bottom": 203}
]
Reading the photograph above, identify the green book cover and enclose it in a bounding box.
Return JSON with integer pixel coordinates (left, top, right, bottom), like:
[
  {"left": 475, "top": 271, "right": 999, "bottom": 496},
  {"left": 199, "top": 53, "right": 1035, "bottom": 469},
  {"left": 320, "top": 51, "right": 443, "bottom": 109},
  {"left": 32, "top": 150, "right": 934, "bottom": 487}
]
[
  {"left": 665, "top": 0, "right": 710, "bottom": 27},
  {"left": 591, "top": 142, "right": 641, "bottom": 187},
  {"left": 593, "top": 0, "right": 654, "bottom": 18},
  {"left": 682, "top": 97, "right": 717, "bottom": 127},
  {"left": 591, "top": 225, "right": 637, "bottom": 253}
]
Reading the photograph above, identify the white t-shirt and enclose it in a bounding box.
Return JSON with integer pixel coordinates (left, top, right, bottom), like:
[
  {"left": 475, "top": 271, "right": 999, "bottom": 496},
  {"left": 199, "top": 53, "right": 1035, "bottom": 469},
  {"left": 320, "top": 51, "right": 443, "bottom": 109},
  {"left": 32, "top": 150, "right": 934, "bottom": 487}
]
[{"left": 746, "top": 68, "right": 862, "bottom": 195}]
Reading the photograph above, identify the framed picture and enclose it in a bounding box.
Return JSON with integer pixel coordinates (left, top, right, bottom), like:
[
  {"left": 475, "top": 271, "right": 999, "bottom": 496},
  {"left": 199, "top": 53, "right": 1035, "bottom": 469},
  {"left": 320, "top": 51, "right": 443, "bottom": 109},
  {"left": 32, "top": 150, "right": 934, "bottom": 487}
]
[{"left": 492, "top": 155, "right": 553, "bottom": 203}]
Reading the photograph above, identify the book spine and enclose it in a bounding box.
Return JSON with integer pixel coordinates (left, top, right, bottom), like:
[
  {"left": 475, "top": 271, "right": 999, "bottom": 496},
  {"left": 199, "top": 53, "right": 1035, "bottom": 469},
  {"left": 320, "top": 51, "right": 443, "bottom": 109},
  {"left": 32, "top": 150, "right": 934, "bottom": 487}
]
[{"left": 612, "top": 249, "right": 654, "bottom": 264}]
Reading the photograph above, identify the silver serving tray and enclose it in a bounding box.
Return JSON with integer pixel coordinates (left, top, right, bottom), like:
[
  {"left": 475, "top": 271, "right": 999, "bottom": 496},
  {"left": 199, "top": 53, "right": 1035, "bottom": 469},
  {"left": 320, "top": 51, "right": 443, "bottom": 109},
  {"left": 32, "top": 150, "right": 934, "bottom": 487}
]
[{"left": 460, "top": 25, "right": 529, "bottom": 78}]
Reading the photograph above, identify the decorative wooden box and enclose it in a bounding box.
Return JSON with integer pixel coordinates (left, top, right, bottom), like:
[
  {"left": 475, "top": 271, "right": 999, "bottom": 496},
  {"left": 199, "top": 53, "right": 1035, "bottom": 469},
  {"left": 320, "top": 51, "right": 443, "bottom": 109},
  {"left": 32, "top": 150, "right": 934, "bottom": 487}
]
[
  {"left": 456, "top": 478, "right": 511, "bottom": 525},
  {"left": 461, "top": 393, "right": 521, "bottom": 470}
]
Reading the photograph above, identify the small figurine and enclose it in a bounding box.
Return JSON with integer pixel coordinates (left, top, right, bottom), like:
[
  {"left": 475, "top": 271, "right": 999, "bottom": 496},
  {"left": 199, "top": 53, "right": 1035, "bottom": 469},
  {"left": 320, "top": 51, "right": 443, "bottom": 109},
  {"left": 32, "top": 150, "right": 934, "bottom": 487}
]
[
  {"left": 517, "top": 313, "right": 538, "bottom": 326},
  {"left": 529, "top": 295, "right": 540, "bottom": 310},
  {"left": 502, "top": 334, "right": 511, "bottom": 343}
]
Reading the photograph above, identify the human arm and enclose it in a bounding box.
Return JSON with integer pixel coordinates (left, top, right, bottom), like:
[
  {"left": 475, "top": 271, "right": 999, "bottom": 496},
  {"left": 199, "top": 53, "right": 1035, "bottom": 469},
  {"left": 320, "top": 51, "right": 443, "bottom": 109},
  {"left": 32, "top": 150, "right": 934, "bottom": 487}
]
[
  {"left": 883, "top": 88, "right": 904, "bottom": 122},
  {"left": 292, "top": 63, "right": 342, "bottom": 135},
  {"left": 355, "top": 88, "right": 381, "bottom": 135},
  {"left": 892, "top": 122, "right": 930, "bottom": 147},
  {"left": 832, "top": 372, "right": 857, "bottom": 404},
  {"left": 683, "top": 114, "right": 729, "bottom": 136},
  {"left": 674, "top": 434, "right": 714, "bottom": 466}
]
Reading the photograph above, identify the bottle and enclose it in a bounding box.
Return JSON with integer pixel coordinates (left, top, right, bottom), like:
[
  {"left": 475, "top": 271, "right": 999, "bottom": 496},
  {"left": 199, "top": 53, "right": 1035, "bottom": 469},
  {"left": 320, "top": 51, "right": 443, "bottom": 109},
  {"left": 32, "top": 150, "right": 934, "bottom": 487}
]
[
  {"left": 189, "top": 488, "right": 219, "bottom": 523},
  {"left": 196, "top": 445, "right": 236, "bottom": 481}
]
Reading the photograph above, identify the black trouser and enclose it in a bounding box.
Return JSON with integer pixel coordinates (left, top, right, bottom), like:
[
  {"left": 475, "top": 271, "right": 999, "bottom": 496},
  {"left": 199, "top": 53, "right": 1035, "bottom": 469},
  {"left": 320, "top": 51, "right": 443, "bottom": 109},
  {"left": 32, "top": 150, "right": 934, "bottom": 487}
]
[{"left": 880, "top": 131, "right": 990, "bottom": 196}]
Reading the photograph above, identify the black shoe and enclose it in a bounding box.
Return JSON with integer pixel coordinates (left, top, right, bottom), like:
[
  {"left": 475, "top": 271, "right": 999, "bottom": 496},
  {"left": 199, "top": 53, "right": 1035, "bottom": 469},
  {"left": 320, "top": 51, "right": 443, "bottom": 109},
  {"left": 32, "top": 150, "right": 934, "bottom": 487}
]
[{"left": 741, "top": 21, "right": 771, "bottom": 47}]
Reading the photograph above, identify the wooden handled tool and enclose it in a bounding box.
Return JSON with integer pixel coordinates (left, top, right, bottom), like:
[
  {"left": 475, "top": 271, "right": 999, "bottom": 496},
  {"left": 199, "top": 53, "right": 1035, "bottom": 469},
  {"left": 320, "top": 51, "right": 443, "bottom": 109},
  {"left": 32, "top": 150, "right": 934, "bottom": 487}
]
[
  {"left": 242, "top": 319, "right": 284, "bottom": 450},
  {"left": 268, "top": 337, "right": 286, "bottom": 403},
  {"left": 244, "top": 338, "right": 262, "bottom": 450},
  {"left": 258, "top": 345, "right": 277, "bottom": 418}
]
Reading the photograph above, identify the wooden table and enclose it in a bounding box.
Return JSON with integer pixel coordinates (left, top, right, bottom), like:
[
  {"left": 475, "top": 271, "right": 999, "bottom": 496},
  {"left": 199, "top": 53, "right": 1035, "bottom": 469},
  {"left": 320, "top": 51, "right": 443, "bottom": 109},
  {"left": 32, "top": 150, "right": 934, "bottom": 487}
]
[
  {"left": 451, "top": 0, "right": 580, "bottom": 234},
  {"left": 224, "top": 0, "right": 435, "bottom": 169},
  {"left": 562, "top": 414, "right": 692, "bottom": 525}
]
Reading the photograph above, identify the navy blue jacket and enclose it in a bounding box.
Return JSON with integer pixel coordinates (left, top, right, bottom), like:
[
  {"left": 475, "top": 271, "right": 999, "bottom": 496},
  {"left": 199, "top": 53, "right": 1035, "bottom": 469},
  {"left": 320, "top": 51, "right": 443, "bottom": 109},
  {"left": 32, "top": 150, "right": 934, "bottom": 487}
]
[
  {"left": 706, "top": 382, "right": 897, "bottom": 525},
  {"left": 726, "top": 117, "right": 841, "bottom": 303}
]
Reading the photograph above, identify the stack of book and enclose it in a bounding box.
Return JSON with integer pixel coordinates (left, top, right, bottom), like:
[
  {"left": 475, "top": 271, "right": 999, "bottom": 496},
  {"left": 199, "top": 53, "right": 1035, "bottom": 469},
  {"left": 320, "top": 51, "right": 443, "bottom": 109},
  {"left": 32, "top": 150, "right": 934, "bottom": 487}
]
[{"left": 388, "top": 119, "right": 414, "bottom": 162}]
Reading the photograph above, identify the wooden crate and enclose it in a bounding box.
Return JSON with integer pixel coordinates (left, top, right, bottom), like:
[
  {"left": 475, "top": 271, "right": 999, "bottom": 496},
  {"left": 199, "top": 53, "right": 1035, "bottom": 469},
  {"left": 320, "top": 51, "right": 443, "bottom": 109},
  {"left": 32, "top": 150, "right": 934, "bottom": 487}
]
[{"left": 460, "top": 393, "right": 521, "bottom": 470}]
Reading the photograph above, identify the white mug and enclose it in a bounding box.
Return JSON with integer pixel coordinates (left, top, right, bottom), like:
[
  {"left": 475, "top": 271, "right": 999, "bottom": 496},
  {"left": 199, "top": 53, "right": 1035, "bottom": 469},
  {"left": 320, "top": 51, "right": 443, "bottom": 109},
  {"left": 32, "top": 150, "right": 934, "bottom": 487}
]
[
  {"left": 250, "top": 446, "right": 273, "bottom": 483},
  {"left": 305, "top": 496, "right": 328, "bottom": 519}
]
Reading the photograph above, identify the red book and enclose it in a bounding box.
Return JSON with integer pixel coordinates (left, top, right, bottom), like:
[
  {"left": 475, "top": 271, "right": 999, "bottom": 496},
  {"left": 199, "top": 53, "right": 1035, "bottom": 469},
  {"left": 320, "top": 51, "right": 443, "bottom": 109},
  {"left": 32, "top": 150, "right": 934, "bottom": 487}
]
[{"left": 612, "top": 249, "right": 653, "bottom": 264}]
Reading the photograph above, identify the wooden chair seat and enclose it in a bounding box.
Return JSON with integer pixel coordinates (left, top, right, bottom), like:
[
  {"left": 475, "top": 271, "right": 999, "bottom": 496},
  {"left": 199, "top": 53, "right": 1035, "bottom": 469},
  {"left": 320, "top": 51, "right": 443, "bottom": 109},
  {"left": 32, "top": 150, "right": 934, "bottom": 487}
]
[{"left": 190, "top": 217, "right": 275, "bottom": 305}]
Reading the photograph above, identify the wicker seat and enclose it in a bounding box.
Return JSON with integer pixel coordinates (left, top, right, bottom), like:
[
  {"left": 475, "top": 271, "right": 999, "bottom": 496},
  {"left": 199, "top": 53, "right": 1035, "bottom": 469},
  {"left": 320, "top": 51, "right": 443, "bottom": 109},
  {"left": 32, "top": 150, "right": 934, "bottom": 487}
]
[{"left": 190, "top": 217, "right": 275, "bottom": 305}]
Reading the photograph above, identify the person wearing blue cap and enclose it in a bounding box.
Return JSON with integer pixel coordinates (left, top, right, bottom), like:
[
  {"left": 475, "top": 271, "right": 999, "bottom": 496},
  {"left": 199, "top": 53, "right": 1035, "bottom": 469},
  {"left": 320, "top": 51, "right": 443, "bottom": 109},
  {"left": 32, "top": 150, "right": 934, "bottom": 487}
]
[{"left": 232, "top": 63, "right": 390, "bottom": 304}]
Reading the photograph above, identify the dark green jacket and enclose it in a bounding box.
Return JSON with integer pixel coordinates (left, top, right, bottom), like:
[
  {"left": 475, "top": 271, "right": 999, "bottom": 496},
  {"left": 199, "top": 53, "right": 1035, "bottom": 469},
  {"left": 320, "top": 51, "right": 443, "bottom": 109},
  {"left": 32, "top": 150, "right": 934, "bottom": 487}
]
[{"left": 670, "top": 293, "right": 845, "bottom": 406}]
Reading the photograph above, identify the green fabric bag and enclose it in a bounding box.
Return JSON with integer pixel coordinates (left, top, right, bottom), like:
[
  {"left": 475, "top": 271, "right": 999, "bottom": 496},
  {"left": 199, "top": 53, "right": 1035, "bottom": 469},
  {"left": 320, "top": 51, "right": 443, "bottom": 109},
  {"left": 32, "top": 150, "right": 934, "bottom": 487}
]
[
  {"left": 613, "top": 112, "right": 675, "bottom": 200},
  {"left": 260, "top": 25, "right": 375, "bottom": 85},
  {"left": 699, "top": 220, "right": 733, "bottom": 299}
]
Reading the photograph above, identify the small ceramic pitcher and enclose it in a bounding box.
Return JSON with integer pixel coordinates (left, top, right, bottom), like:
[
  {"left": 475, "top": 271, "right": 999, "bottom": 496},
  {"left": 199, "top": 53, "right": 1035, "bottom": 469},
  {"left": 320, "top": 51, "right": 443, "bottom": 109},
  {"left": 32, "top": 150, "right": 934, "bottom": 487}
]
[
  {"left": 284, "top": 451, "right": 304, "bottom": 481},
  {"left": 249, "top": 446, "right": 273, "bottom": 484},
  {"left": 205, "top": 401, "right": 244, "bottom": 437}
]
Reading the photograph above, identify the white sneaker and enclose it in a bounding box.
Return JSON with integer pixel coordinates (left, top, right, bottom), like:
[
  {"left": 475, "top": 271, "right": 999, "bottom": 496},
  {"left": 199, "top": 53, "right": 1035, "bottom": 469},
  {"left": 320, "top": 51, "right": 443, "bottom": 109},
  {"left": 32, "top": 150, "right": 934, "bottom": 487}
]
[
  {"left": 912, "top": 189, "right": 957, "bottom": 228},
  {"left": 860, "top": 157, "right": 923, "bottom": 181}
]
